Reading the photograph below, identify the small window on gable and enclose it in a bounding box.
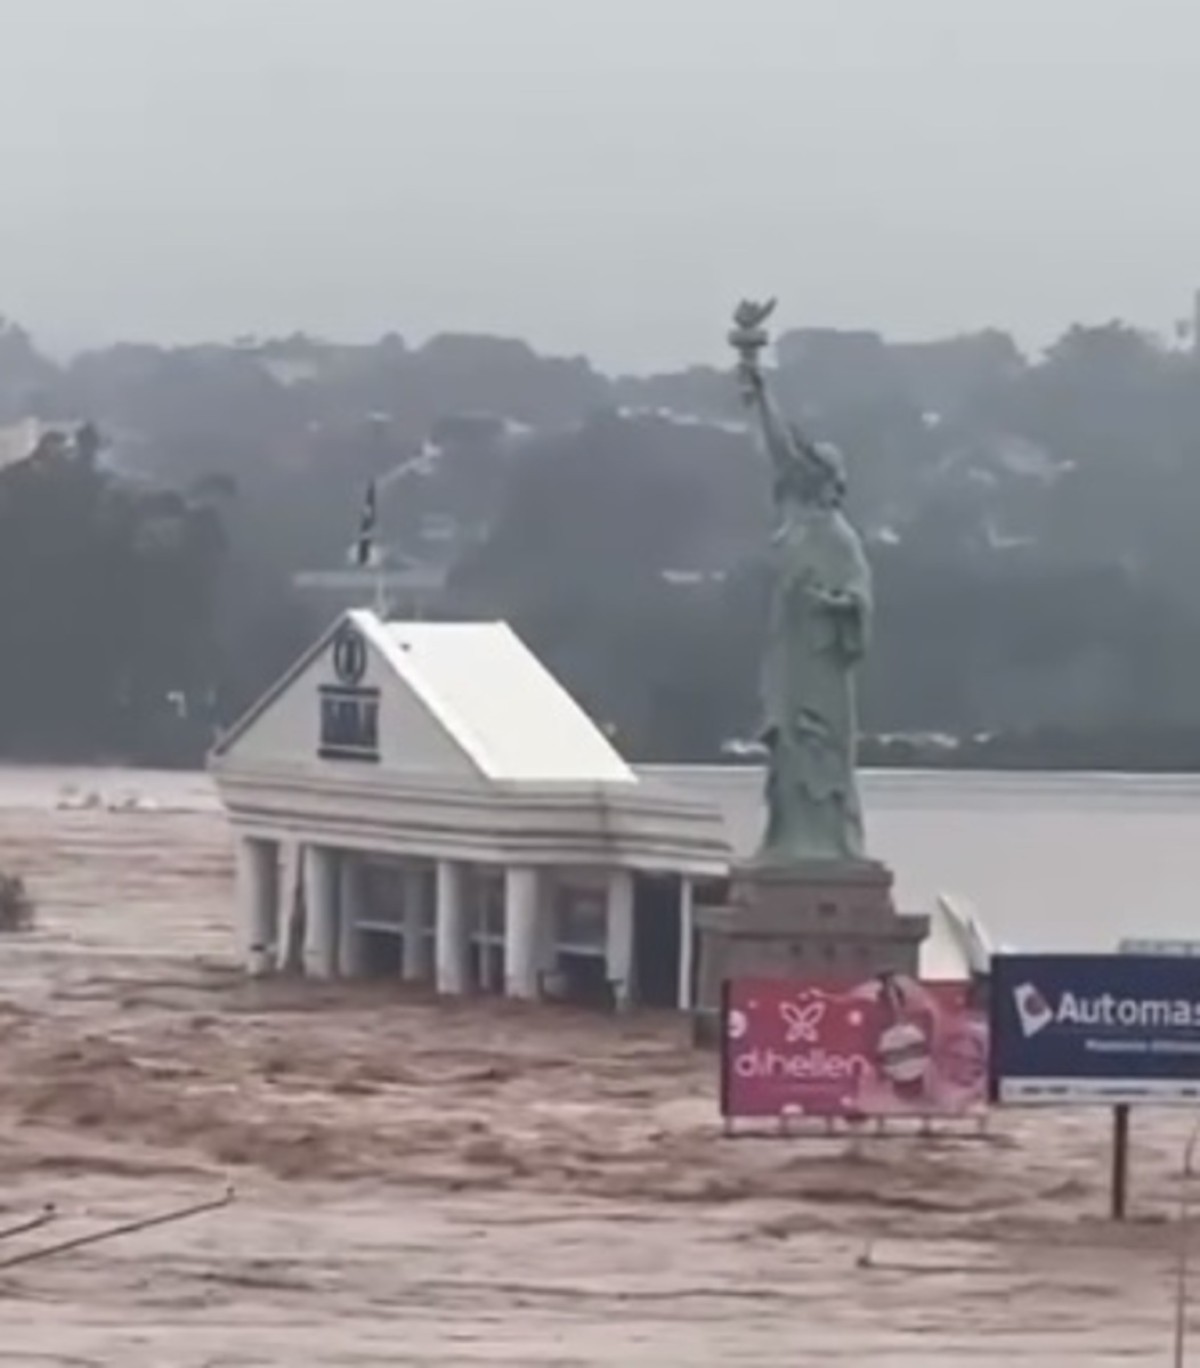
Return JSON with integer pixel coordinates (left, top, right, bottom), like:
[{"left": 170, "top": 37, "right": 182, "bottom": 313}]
[{"left": 318, "top": 686, "right": 380, "bottom": 761}]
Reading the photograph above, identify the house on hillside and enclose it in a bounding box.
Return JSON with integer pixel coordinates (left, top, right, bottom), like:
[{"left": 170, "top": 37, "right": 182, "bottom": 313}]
[
  {"left": 207, "top": 610, "right": 729, "bottom": 1009},
  {"left": 0, "top": 417, "right": 86, "bottom": 471}
]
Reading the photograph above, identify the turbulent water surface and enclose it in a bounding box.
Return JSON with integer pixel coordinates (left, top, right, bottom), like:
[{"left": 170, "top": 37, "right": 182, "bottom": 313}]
[{"left": 0, "top": 763, "right": 1197, "bottom": 1365}]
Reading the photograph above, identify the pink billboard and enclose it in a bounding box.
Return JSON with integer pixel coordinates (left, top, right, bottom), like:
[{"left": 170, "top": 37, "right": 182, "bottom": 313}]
[{"left": 721, "top": 974, "right": 989, "bottom": 1120}]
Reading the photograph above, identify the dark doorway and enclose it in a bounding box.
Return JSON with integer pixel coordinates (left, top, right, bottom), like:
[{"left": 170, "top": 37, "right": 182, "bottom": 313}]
[
  {"left": 361, "top": 929, "right": 402, "bottom": 978},
  {"left": 469, "top": 941, "right": 505, "bottom": 994},
  {"left": 555, "top": 951, "right": 613, "bottom": 1009},
  {"left": 633, "top": 874, "right": 682, "bottom": 1008}
]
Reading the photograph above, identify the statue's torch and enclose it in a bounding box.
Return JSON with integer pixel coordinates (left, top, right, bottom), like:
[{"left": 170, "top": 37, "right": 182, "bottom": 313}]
[{"left": 728, "top": 297, "right": 777, "bottom": 402}]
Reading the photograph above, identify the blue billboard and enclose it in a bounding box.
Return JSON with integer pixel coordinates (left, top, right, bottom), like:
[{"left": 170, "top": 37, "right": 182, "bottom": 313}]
[{"left": 990, "top": 953, "right": 1200, "bottom": 1104}]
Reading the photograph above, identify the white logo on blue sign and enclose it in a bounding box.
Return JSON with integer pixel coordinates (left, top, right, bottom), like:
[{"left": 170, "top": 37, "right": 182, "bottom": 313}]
[{"left": 1013, "top": 982, "right": 1054, "bottom": 1038}]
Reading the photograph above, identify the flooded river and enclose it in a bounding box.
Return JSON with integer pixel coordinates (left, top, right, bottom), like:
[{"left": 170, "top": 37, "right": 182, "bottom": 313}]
[{"left": 0, "top": 766, "right": 1197, "bottom": 1364}]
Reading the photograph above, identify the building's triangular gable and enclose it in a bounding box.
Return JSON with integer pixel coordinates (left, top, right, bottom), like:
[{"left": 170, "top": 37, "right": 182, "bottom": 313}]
[
  {"left": 209, "top": 610, "right": 483, "bottom": 779},
  {"left": 209, "top": 610, "right": 636, "bottom": 787}
]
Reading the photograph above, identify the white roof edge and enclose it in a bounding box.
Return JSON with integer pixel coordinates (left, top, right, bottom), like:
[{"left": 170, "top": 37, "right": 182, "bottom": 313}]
[
  {"left": 210, "top": 765, "right": 723, "bottom": 827},
  {"left": 207, "top": 613, "right": 347, "bottom": 761},
  {"left": 482, "top": 620, "right": 635, "bottom": 783},
  {"left": 360, "top": 612, "right": 635, "bottom": 785},
  {"left": 349, "top": 609, "right": 495, "bottom": 777}
]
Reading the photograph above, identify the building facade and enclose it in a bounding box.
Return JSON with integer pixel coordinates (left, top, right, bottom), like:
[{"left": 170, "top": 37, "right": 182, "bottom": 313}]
[{"left": 208, "top": 610, "right": 730, "bottom": 1009}]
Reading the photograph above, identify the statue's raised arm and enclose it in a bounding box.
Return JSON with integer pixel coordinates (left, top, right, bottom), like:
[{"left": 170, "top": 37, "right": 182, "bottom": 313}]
[{"left": 728, "top": 299, "right": 829, "bottom": 506}]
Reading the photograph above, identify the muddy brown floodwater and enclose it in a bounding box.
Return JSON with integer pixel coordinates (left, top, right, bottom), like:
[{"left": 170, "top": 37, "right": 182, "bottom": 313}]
[{"left": 0, "top": 804, "right": 1199, "bottom": 1364}]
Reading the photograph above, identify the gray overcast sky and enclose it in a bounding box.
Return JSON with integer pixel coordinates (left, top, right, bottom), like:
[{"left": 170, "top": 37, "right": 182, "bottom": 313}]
[{"left": 1, "top": 0, "right": 1198, "bottom": 370}]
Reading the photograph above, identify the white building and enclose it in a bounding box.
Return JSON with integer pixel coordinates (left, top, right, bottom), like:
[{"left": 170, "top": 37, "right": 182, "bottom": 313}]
[
  {"left": 208, "top": 610, "right": 730, "bottom": 1009},
  {"left": 0, "top": 417, "right": 82, "bottom": 471}
]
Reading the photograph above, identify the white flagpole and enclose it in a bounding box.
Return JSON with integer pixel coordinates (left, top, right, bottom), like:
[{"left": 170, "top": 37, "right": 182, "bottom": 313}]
[{"left": 354, "top": 478, "right": 389, "bottom": 619}]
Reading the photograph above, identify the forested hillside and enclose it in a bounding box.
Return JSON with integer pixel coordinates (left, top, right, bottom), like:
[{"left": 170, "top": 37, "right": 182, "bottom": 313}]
[{"left": 2, "top": 314, "right": 1198, "bottom": 768}]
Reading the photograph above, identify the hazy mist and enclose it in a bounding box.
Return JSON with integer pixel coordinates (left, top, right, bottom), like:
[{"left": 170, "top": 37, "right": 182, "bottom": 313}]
[{"left": 2, "top": 0, "right": 1198, "bottom": 370}]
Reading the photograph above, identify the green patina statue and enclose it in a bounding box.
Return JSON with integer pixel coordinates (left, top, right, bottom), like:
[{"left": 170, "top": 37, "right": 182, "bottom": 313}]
[{"left": 729, "top": 299, "right": 872, "bottom": 866}]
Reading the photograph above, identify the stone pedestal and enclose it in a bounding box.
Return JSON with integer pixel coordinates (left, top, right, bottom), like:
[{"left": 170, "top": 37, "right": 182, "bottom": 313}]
[{"left": 693, "top": 859, "right": 928, "bottom": 1042}]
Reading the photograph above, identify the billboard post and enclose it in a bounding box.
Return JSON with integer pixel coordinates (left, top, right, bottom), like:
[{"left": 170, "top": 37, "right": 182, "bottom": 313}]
[{"left": 1111, "top": 1103, "right": 1130, "bottom": 1221}]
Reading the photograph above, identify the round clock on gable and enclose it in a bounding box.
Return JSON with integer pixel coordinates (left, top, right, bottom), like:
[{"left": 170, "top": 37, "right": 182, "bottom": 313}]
[{"left": 332, "top": 624, "right": 367, "bottom": 686}]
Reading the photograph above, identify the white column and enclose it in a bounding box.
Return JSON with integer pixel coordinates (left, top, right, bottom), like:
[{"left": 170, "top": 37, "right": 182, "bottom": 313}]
[
  {"left": 236, "top": 837, "right": 278, "bottom": 977},
  {"left": 504, "top": 866, "right": 541, "bottom": 1000},
  {"left": 303, "top": 845, "right": 339, "bottom": 980},
  {"left": 338, "top": 855, "right": 367, "bottom": 979},
  {"left": 402, "top": 864, "right": 432, "bottom": 983},
  {"left": 435, "top": 859, "right": 469, "bottom": 995},
  {"left": 606, "top": 868, "right": 635, "bottom": 1011},
  {"left": 677, "top": 875, "right": 695, "bottom": 1011}
]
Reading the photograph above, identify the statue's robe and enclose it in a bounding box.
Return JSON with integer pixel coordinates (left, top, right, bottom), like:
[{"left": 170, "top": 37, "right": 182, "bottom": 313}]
[{"left": 758, "top": 501, "right": 872, "bottom": 864}]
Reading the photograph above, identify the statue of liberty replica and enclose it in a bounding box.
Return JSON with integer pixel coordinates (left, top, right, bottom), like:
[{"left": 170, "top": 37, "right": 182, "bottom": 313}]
[
  {"left": 730, "top": 299, "right": 871, "bottom": 866},
  {"left": 693, "top": 300, "right": 928, "bottom": 1035}
]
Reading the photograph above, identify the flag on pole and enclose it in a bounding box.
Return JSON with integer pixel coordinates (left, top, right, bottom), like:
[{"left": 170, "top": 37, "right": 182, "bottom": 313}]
[{"left": 353, "top": 479, "right": 377, "bottom": 568}]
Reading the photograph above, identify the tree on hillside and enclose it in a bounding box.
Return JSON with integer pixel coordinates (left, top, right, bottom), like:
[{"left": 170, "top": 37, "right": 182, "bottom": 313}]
[{"left": 0, "top": 427, "right": 232, "bottom": 762}]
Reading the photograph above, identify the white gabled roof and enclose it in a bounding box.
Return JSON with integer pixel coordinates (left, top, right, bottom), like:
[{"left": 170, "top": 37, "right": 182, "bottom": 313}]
[{"left": 350, "top": 611, "right": 635, "bottom": 785}]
